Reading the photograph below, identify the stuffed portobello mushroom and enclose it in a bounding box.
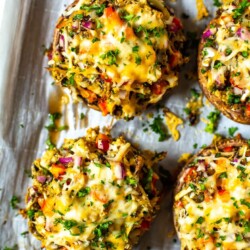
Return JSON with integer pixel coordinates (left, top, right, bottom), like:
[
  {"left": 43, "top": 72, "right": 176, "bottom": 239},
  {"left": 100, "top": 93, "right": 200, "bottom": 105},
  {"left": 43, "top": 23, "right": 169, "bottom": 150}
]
[
  {"left": 198, "top": 0, "right": 250, "bottom": 124},
  {"left": 21, "top": 128, "right": 166, "bottom": 249},
  {"left": 174, "top": 137, "right": 250, "bottom": 250},
  {"left": 48, "top": 0, "right": 186, "bottom": 119}
]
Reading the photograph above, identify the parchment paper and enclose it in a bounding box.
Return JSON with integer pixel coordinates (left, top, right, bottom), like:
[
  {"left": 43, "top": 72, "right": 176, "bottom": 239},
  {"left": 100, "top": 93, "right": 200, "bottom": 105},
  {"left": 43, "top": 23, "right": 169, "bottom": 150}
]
[{"left": 1, "top": 0, "right": 250, "bottom": 249}]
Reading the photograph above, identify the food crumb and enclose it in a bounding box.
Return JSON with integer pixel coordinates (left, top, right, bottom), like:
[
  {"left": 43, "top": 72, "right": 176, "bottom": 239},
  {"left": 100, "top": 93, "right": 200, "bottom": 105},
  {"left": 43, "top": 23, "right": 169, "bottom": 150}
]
[
  {"left": 164, "top": 109, "right": 183, "bottom": 141},
  {"left": 196, "top": 0, "right": 209, "bottom": 20}
]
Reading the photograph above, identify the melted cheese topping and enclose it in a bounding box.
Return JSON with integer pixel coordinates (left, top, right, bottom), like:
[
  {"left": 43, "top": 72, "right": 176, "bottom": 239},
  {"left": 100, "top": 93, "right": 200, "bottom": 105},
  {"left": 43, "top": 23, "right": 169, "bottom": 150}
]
[
  {"left": 49, "top": 0, "right": 185, "bottom": 118},
  {"left": 164, "top": 110, "right": 183, "bottom": 141},
  {"left": 200, "top": 2, "right": 250, "bottom": 104},
  {"left": 24, "top": 128, "right": 162, "bottom": 249},
  {"left": 174, "top": 140, "right": 250, "bottom": 249}
]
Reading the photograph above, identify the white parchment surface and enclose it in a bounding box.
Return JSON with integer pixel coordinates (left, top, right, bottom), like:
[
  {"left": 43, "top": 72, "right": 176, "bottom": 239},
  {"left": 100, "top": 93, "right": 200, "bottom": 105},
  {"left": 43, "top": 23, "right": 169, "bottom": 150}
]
[{"left": 1, "top": 0, "right": 250, "bottom": 249}]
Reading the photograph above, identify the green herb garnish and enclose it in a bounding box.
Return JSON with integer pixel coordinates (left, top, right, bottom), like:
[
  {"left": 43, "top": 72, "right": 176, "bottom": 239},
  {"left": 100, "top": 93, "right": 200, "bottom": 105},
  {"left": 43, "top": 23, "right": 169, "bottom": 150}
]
[
  {"left": 77, "top": 187, "right": 91, "bottom": 198},
  {"left": 10, "top": 196, "right": 19, "bottom": 209},
  {"left": 228, "top": 127, "right": 238, "bottom": 137},
  {"left": 149, "top": 115, "right": 168, "bottom": 141}
]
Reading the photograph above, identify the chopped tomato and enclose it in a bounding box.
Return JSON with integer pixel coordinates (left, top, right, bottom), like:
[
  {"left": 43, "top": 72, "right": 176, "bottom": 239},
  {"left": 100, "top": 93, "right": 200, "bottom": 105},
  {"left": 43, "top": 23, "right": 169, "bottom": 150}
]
[
  {"left": 169, "top": 51, "right": 182, "bottom": 68},
  {"left": 98, "top": 99, "right": 109, "bottom": 116},
  {"left": 151, "top": 80, "right": 167, "bottom": 95},
  {"left": 183, "top": 167, "right": 196, "bottom": 182},
  {"left": 218, "top": 187, "right": 230, "bottom": 202},
  {"left": 125, "top": 26, "right": 135, "bottom": 39},
  {"left": 223, "top": 146, "right": 233, "bottom": 152},
  {"left": 96, "top": 133, "right": 110, "bottom": 152},
  {"left": 50, "top": 164, "right": 66, "bottom": 178},
  {"left": 246, "top": 104, "right": 250, "bottom": 117},
  {"left": 176, "top": 200, "right": 183, "bottom": 208},
  {"left": 105, "top": 7, "right": 123, "bottom": 26},
  {"left": 169, "top": 17, "right": 182, "bottom": 32},
  {"left": 105, "top": 6, "right": 115, "bottom": 17},
  {"left": 100, "top": 74, "right": 112, "bottom": 83},
  {"left": 140, "top": 220, "right": 151, "bottom": 230}
]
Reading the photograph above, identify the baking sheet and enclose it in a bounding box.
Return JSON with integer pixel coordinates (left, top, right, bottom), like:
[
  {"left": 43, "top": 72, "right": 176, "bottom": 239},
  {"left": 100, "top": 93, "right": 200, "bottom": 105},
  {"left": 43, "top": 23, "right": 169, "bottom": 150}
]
[{"left": 1, "top": 0, "right": 250, "bottom": 249}]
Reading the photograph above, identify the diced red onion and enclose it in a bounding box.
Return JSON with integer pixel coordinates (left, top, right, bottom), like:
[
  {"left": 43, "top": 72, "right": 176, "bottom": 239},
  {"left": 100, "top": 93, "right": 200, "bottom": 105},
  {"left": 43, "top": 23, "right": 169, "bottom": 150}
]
[
  {"left": 97, "top": 139, "right": 109, "bottom": 152},
  {"left": 74, "top": 156, "right": 82, "bottom": 167},
  {"left": 202, "top": 29, "right": 212, "bottom": 40},
  {"left": 72, "top": 20, "right": 79, "bottom": 30},
  {"left": 82, "top": 21, "right": 93, "bottom": 29},
  {"left": 233, "top": 87, "right": 243, "bottom": 95},
  {"left": 115, "top": 163, "right": 126, "bottom": 179},
  {"left": 37, "top": 176, "right": 47, "bottom": 183},
  {"left": 59, "top": 157, "right": 73, "bottom": 164},
  {"left": 236, "top": 27, "right": 250, "bottom": 40},
  {"left": 233, "top": 158, "right": 238, "bottom": 162},
  {"left": 59, "top": 35, "right": 65, "bottom": 48}
]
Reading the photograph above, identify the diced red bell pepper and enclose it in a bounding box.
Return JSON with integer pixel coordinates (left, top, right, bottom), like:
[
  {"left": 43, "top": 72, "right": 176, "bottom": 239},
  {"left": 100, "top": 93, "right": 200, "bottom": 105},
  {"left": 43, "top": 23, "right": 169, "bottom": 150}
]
[
  {"left": 223, "top": 146, "right": 233, "bottom": 152},
  {"left": 151, "top": 80, "right": 167, "bottom": 95},
  {"left": 98, "top": 99, "right": 109, "bottom": 116},
  {"left": 169, "top": 17, "right": 183, "bottom": 32},
  {"left": 96, "top": 133, "right": 110, "bottom": 152},
  {"left": 246, "top": 104, "right": 250, "bottom": 117},
  {"left": 140, "top": 220, "right": 151, "bottom": 230}
]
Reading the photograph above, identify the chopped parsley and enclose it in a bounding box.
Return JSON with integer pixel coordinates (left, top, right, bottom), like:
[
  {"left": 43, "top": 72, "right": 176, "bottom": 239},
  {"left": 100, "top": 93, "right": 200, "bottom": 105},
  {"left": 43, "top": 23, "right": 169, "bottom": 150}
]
[
  {"left": 94, "top": 221, "right": 112, "bottom": 239},
  {"left": 240, "top": 199, "right": 250, "bottom": 208},
  {"left": 242, "top": 51, "right": 249, "bottom": 58},
  {"left": 218, "top": 172, "right": 228, "bottom": 179},
  {"left": 213, "top": 0, "right": 222, "bottom": 7},
  {"left": 232, "top": 0, "right": 250, "bottom": 19},
  {"left": 94, "top": 162, "right": 103, "bottom": 168},
  {"left": 10, "top": 196, "right": 19, "bottom": 209},
  {"left": 21, "top": 231, "right": 29, "bottom": 237},
  {"left": 193, "top": 143, "right": 198, "bottom": 149},
  {"left": 228, "top": 127, "right": 238, "bottom": 137},
  {"left": 205, "top": 110, "right": 220, "bottom": 134},
  {"left": 100, "top": 49, "right": 120, "bottom": 66},
  {"left": 196, "top": 217, "right": 205, "bottom": 224},
  {"left": 80, "top": 4, "right": 106, "bottom": 16},
  {"left": 73, "top": 14, "right": 84, "bottom": 21},
  {"left": 80, "top": 113, "right": 85, "bottom": 119},
  {"left": 204, "top": 38, "right": 214, "bottom": 48},
  {"left": 27, "top": 209, "right": 35, "bottom": 219},
  {"left": 92, "top": 37, "right": 100, "bottom": 43},
  {"left": 77, "top": 187, "right": 91, "bottom": 198},
  {"left": 135, "top": 55, "right": 142, "bottom": 65},
  {"left": 46, "top": 138, "right": 56, "bottom": 150},
  {"left": 235, "top": 234, "right": 243, "bottom": 241},
  {"left": 228, "top": 94, "right": 241, "bottom": 105},
  {"left": 55, "top": 218, "right": 78, "bottom": 230},
  {"left": 132, "top": 45, "right": 139, "bottom": 52},
  {"left": 213, "top": 60, "right": 224, "bottom": 69},
  {"left": 191, "top": 88, "right": 200, "bottom": 100},
  {"left": 149, "top": 115, "right": 168, "bottom": 141},
  {"left": 103, "top": 199, "right": 114, "bottom": 209},
  {"left": 125, "top": 177, "right": 137, "bottom": 187},
  {"left": 189, "top": 183, "right": 197, "bottom": 190},
  {"left": 225, "top": 48, "right": 232, "bottom": 56}
]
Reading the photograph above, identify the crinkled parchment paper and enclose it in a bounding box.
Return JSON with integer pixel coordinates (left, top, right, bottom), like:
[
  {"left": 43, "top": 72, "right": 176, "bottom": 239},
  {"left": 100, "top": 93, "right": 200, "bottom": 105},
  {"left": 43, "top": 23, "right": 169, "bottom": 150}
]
[{"left": 1, "top": 0, "right": 250, "bottom": 249}]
